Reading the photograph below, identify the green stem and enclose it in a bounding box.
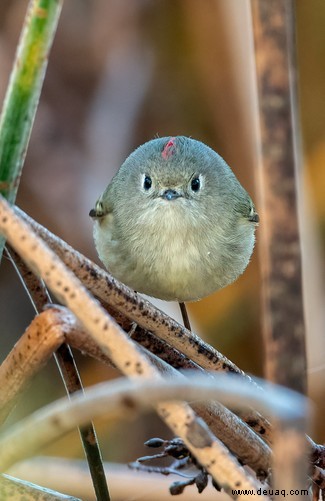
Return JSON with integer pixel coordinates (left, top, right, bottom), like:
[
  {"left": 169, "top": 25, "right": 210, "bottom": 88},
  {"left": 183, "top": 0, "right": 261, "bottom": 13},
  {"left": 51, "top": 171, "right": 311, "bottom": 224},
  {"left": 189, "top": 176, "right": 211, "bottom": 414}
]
[{"left": 0, "top": 0, "right": 63, "bottom": 258}]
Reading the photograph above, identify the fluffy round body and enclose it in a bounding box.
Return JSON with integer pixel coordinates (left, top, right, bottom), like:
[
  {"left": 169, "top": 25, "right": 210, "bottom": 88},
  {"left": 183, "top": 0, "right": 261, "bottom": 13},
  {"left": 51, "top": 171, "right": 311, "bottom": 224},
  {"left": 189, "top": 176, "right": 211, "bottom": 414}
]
[{"left": 91, "top": 136, "right": 258, "bottom": 302}]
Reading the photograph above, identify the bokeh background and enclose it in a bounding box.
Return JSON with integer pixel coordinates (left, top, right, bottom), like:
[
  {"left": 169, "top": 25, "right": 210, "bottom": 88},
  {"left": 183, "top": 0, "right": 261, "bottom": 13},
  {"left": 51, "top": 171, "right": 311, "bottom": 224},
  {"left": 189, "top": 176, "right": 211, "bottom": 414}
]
[{"left": 0, "top": 0, "right": 324, "bottom": 468}]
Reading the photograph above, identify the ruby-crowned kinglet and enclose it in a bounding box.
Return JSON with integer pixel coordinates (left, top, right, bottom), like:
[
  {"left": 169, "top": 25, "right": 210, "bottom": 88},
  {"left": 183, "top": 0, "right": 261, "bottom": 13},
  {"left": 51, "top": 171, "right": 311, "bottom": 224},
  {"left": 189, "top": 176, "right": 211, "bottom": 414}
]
[{"left": 89, "top": 136, "right": 259, "bottom": 302}]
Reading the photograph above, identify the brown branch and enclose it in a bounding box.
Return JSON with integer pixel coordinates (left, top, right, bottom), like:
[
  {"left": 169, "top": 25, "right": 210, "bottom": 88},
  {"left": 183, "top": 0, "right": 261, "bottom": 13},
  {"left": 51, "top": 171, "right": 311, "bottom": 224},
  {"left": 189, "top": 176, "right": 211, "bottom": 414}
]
[
  {"left": 0, "top": 305, "right": 271, "bottom": 476},
  {"left": 0, "top": 308, "right": 64, "bottom": 425},
  {"left": 5, "top": 247, "right": 111, "bottom": 501},
  {"left": 251, "top": 0, "right": 306, "bottom": 394}
]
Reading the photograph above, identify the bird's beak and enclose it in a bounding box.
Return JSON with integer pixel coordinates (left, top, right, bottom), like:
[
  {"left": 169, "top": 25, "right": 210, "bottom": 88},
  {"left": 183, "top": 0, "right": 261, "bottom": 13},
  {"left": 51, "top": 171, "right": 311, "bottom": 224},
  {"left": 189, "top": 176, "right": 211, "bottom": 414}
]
[{"left": 160, "top": 189, "right": 182, "bottom": 201}]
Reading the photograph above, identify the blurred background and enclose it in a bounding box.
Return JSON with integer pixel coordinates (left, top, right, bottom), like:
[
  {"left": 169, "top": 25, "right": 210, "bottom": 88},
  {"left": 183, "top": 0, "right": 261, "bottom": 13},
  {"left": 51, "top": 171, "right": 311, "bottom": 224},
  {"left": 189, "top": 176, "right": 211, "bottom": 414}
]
[{"left": 0, "top": 0, "right": 324, "bottom": 470}]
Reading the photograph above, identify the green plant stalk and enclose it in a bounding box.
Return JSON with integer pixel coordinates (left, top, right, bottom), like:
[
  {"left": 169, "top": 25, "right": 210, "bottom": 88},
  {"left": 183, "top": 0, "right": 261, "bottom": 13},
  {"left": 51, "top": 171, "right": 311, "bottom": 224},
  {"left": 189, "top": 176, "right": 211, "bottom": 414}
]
[{"left": 0, "top": 0, "right": 63, "bottom": 258}]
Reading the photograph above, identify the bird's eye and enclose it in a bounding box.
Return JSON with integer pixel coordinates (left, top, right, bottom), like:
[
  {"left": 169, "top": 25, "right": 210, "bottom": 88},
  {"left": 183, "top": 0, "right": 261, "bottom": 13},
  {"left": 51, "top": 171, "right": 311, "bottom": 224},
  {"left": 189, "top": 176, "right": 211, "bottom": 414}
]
[
  {"left": 191, "top": 177, "right": 201, "bottom": 192},
  {"left": 143, "top": 175, "right": 152, "bottom": 190}
]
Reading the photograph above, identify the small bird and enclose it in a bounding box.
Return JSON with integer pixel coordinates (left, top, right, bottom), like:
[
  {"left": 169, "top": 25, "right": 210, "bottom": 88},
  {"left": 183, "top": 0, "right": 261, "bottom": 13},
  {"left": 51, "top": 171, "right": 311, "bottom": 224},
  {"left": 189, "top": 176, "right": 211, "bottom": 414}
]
[{"left": 90, "top": 136, "right": 259, "bottom": 303}]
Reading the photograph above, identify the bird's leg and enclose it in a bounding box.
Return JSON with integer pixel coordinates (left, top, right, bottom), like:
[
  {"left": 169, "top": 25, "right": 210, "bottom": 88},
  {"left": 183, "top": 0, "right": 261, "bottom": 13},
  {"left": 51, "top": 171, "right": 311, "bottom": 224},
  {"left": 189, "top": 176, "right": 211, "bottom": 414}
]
[{"left": 179, "top": 302, "right": 191, "bottom": 331}]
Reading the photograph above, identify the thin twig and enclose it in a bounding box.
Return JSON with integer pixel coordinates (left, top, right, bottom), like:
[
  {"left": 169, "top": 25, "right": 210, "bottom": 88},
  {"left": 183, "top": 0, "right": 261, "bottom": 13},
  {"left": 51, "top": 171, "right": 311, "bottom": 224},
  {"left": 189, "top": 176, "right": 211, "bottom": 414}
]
[{"left": 6, "top": 247, "right": 111, "bottom": 501}]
